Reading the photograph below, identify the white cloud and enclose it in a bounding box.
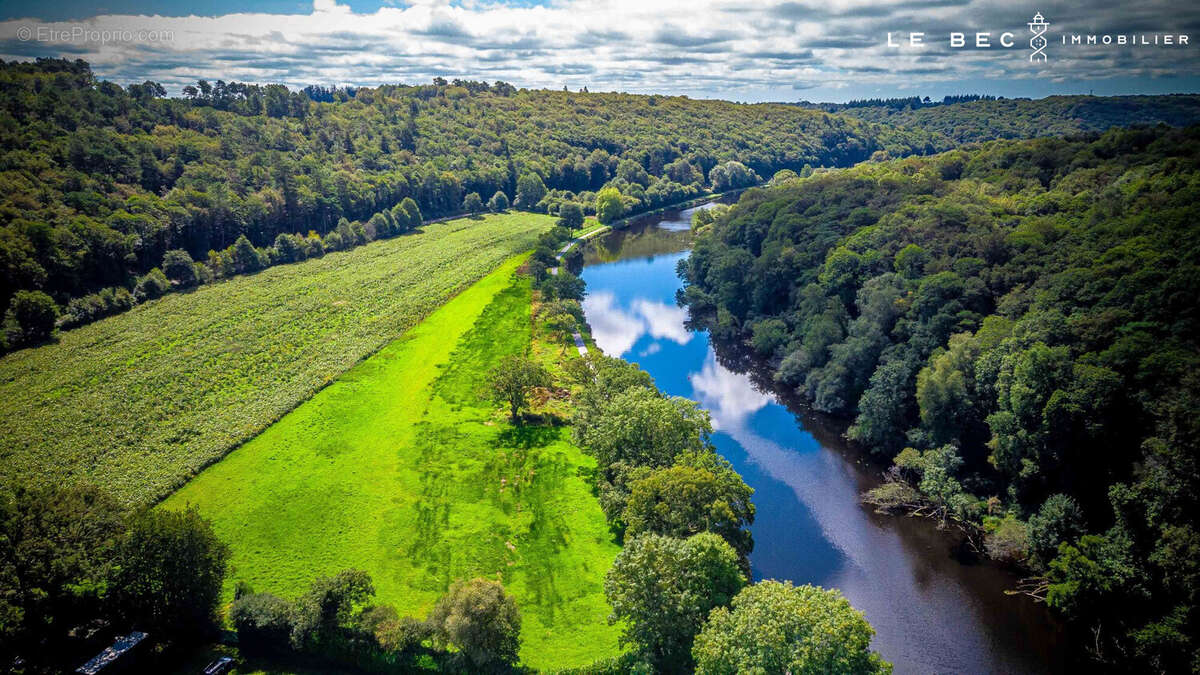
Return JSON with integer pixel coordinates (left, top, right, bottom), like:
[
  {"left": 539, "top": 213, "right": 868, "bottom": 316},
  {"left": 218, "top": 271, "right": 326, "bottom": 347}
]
[{"left": 2, "top": 0, "right": 1192, "bottom": 99}]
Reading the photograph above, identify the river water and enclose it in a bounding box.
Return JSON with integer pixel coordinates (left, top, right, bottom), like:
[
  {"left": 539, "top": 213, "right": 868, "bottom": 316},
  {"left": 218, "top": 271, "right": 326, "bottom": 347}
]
[{"left": 575, "top": 200, "right": 1067, "bottom": 674}]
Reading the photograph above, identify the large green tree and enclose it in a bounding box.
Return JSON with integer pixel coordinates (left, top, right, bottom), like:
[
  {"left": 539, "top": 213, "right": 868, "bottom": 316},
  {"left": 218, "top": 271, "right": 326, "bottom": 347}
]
[
  {"left": 488, "top": 354, "right": 550, "bottom": 421},
  {"left": 604, "top": 532, "right": 746, "bottom": 671},
  {"left": 427, "top": 578, "right": 521, "bottom": 670},
  {"left": 693, "top": 580, "right": 891, "bottom": 674},
  {"left": 557, "top": 202, "right": 584, "bottom": 229},
  {"left": 624, "top": 451, "right": 756, "bottom": 565},
  {"left": 515, "top": 173, "right": 548, "bottom": 210},
  {"left": 111, "top": 506, "right": 229, "bottom": 640},
  {"left": 594, "top": 187, "right": 624, "bottom": 224},
  {"left": 0, "top": 485, "right": 123, "bottom": 665}
]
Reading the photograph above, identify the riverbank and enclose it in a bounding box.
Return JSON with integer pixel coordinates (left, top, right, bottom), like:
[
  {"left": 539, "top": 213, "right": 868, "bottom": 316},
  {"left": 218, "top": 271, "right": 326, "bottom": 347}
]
[
  {"left": 165, "top": 254, "right": 623, "bottom": 671},
  {"left": 575, "top": 202, "right": 1067, "bottom": 674},
  {"left": 602, "top": 186, "right": 754, "bottom": 231}
]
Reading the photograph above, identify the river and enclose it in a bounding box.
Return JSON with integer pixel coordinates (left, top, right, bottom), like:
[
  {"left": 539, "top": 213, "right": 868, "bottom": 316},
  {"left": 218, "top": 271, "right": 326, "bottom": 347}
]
[{"left": 574, "top": 200, "right": 1067, "bottom": 674}]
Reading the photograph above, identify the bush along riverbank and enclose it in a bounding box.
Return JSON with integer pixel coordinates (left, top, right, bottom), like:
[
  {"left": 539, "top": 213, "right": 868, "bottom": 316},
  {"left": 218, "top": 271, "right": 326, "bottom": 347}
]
[{"left": 541, "top": 213, "right": 892, "bottom": 674}]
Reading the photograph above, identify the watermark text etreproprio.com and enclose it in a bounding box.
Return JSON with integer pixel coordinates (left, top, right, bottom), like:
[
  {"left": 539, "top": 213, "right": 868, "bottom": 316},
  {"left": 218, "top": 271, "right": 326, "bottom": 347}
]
[{"left": 15, "top": 24, "right": 174, "bottom": 44}]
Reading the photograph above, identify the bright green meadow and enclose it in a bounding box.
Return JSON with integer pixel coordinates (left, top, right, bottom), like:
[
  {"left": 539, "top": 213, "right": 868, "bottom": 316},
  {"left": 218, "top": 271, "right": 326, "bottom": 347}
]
[
  {"left": 0, "top": 213, "right": 555, "bottom": 506},
  {"left": 164, "top": 258, "right": 623, "bottom": 670}
]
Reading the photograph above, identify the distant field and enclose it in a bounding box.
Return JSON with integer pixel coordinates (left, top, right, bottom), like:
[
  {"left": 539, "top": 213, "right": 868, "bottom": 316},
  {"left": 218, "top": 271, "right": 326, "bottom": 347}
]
[
  {"left": 164, "top": 259, "right": 623, "bottom": 670},
  {"left": 0, "top": 213, "right": 556, "bottom": 506}
]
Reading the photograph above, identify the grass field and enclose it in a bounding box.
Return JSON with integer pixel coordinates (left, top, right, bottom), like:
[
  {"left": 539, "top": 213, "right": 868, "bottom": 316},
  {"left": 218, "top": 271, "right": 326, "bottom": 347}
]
[
  {"left": 164, "top": 258, "right": 623, "bottom": 671},
  {"left": 0, "top": 213, "right": 556, "bottom": 506}
]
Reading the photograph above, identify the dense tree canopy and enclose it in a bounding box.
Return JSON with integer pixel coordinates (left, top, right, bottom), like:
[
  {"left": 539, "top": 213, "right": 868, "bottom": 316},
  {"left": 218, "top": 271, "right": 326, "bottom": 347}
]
[
  {"left": 0, "top": 485, "right": 123, "bottom": 665},
  {"left": 834, "top": 94, "right": 1200, "bottom": 144},
  {"left": 4, "top": 60, "right": 1198, "bottom": 351},
  {"left": 679, "top": 125, "right": 1200, "bottom": 669},
  {"left": 624, "top": 450, "right": 756, "bottom": 567},
  {"left": 0, "top": 58, "right": 959, "bottom": 348},
  {"left": 111, "top": 506, "right": 229, "bottom": 639}
]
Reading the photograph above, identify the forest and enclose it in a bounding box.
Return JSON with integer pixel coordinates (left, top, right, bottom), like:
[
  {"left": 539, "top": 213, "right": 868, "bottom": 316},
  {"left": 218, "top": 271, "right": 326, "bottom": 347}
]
[
  {"left": 5, "top": 58, "right": 1200, "bottom": 355},
  {"left": 835, "top": 94, "right": 1200, "bottom": 143},
  {"left": 0, "top": 58, "right": 947, "bottom": 352},
  {"left": 678, "top": 125, "right": 1200, "bottom": 671}
]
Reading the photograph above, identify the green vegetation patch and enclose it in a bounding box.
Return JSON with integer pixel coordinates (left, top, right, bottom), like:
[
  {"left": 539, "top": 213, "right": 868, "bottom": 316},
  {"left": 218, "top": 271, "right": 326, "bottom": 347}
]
[
  {"left": 164, "top": 258, "right": 622, "bottom": 671},
  {"left": 0, "top": 213, "right": 556, "bottom": 506}
]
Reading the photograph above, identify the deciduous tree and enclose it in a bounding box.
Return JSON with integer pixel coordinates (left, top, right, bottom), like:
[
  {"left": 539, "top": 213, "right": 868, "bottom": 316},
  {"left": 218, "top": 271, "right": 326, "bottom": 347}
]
[{"left": 488, "top": 354, "right": 550, "bottom": 421}]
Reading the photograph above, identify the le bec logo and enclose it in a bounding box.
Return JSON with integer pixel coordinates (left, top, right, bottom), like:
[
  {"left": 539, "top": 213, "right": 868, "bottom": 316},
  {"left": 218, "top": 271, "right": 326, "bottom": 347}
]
[{"left": 888, "top": 12, "right": 1050, "bottom": 62}]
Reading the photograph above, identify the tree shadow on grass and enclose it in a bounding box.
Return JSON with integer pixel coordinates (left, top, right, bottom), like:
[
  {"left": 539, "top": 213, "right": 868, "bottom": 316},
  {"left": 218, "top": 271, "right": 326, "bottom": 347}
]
[{"left": 496, "top": 425, "right": 561, "bottom": 450}]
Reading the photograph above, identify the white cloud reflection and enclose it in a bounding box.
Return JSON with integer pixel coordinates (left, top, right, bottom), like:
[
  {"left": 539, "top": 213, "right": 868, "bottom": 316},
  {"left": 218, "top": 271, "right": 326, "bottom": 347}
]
[
  {"left": 689, "top": 350, "right": 772, "bottom": 431},
  {"left": 582, "top": 291, "right": 693, "bottom": 357}
]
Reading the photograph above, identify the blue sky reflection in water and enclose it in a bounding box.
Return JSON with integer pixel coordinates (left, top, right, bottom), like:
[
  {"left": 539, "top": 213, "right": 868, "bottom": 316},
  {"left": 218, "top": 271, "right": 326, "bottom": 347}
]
[{"left": 579, "top": 204, "right": 1065, "bottom": 675}]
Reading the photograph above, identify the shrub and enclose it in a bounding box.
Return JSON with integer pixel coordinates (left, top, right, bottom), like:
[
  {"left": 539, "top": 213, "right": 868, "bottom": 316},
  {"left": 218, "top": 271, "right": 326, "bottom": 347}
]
[
  {"left": 162, "top": 249, "right": 198, "bottom": 286},
  {"left": 462, "top": 192, "right": 484, "bottom": 213},
  {"left": 230, "top": 592, "right": 294, "bottom": 654},
  {"left": 984, "top": 515, "right": 1030, "bottom": 564},
  {"left": 61, "top": 287, "right": 134, "bottom": 329},
  {"left": 558, "top": 202, "right": 584, "bottom": 229},
  {"left": 427, "top": 578, "right": 521, "bottom": 669},
  {"left": 324, "top": 230, "right": 346, "bottom": 252},
  {"left": 488, "top": 190, "right": 510, "bottom": 212},
  {"left": 273, "top": 233, "right": 306, "bottom": 263},
  {"left": 304, "top": 231, "right": 325, "bottom": 257},
  {"left": 375, "top": 616, "right": 432, "bottom": 654},
  {"left": 290, "top": 569, "right": 375, "bottom": 649},
  {"left": 133, "top": 268, "right": 171, "bottom": 301}
]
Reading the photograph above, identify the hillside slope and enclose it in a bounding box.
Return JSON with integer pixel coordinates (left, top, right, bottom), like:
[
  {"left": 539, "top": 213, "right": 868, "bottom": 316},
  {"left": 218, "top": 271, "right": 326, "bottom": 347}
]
[
  {"left": 0, "top": 213, "right": 554, "bottom": 505},
  {"left": 678, "top": 125, "right": 1200, "bottom": 670}
]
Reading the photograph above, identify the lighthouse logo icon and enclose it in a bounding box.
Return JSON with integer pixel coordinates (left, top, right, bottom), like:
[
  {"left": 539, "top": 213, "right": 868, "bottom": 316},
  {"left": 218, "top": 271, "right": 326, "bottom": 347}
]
[{"left": 1029, "top": 12, "right": 1049, "bottom": 62}]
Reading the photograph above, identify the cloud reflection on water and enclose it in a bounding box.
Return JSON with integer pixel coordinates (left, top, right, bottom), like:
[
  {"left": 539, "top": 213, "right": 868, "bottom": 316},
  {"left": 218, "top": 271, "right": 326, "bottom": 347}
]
[
  {"left": 579, "top": 219, "right": 1065, "bottom": 674},
  {"left": 582, "top": 291, "right": 693, "bottom": 357}
]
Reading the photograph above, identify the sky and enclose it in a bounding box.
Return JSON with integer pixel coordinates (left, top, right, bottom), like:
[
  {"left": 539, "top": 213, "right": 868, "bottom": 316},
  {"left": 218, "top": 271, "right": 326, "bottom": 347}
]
[{"left": 0, "top": 0, "right": 1197, "bottom": 103}]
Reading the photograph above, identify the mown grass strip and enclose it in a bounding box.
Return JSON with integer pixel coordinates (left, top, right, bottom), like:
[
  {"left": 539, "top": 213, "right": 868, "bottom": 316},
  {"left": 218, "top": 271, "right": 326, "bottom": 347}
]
[
  {"left": 0, "top": 213, "right": 556, "bottom": 506},
  {"left": 165, "top": 259, "right": 622, "bottom": 671}
]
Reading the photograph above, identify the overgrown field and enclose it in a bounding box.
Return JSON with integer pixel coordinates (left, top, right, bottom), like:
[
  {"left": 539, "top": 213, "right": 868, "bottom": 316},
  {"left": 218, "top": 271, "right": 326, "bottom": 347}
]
[
  {"left": 0, "top": 213, "right": 556, "bottom": 506},
  {"left": 164, "top": 258, "right": 622, "bottom": 670}
]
